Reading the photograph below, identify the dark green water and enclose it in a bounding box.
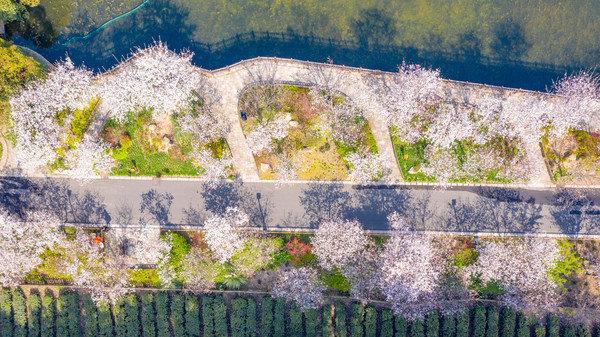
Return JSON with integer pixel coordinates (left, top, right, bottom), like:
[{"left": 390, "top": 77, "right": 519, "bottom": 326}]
[{"left": 10, "top": 0, "right": 600, "bottom": 90}]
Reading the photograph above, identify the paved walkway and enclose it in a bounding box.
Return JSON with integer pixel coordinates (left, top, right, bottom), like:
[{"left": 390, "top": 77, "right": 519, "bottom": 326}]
[{"left": 3, "top": 176, "right": 600, "bottom": 236}]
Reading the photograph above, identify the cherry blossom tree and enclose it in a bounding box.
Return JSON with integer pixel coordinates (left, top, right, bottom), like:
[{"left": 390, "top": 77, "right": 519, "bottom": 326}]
[
  {"left": 311, "top": 219, "right": 369, "bottom": 270},
  {"left": 346, "top": 152, "right": 387, "bottom": 182},
  {"left": 105, "top": 222, "right": 171, "bottom": 268},
  {"left": 97, "top": 42, "right": 202, "bottom": 121},
  {"left": 379, "top": 212, "right": 445, "bottom": 319},
  {"left": 463, "top": 238, "right": 561, "bottom": 314},
  {"left": 191, "top": 149, "right": 233, "bottom": 183},
  {"left": 203, "top": 207, "right": 250, "bottom": 262},
  {"left": 551, "top": 72, "right": 600, "bottom": 135},
  {"left": 10, "top": 58, "right": 94, "bottom": 173},
  {"left": 272, "top": 267, "right": 324, "bottom": 311},
  {"left": 0, "top": 211, "right": 61, "bottom": 287},
  {"left": 246, "top": 114, "right": 291, "bottom": 154},
  {"left": 62, "top": 135, "right": 114, "bottom": 180}
]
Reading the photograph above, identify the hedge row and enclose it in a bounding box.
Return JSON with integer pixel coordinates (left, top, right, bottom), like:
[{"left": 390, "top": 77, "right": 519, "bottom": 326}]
[{"left": 0, "top": 288, "right": 594, "bottom": 337}]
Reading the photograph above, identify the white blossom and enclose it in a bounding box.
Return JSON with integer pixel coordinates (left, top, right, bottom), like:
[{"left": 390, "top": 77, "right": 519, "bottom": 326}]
[
  {"left": 62, "top": 135, "right": 114, "bottom": 180},
  {"left": 246, "top": 114, "right": 291, "bottom": 154},
  {"left": 10, "top": 58, "right": 94, "bottom": 174},
  {"left": 191, "top": 148, "right": 233, "bottom": 182},
  {"left": 272, "top": 267, "right": 324, "bottom": 311},
  {"left": 203, "top": 207, "right": 249, "bottom": 262},
  {"left": 463, "top": 238, "right": 561, "bottom": 314},
  {"left": 311, "top": 219, "right": 369, "bottom": 270},
  {"left": 0, "top": 211, "right": 61, "bottom": 287},
  {"left": 346, "top": 152, "right": 386, "bottom": 182},
  {"left": 97, "top": 42, "right": 202, "bottom": 121}
]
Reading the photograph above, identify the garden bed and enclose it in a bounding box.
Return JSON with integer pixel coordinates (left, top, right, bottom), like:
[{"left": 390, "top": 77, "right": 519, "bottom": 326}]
[
  {"left": 541, "top": 129, "right": 600, "bottom": 185},
  {"left": 239, "top": 84, "right": 380, "bottom": 181},
  {"left": 101, "top": 109, "right": 234, "bottom": 177}
]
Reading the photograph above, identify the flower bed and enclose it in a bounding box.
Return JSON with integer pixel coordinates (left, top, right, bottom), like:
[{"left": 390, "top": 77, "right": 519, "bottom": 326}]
[
  {"left": 239, "top": 84, "right": 382, "bottom": 181},
  {"left": 542, "top": 129, "right": 600, "bottom": 184}
]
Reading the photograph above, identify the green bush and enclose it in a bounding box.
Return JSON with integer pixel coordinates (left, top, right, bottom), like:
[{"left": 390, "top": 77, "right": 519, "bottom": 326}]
[
  {"left": 0, "top": 288, "right": 13, "bottom": 337},
  {"left": 323, "top": 304, "right": 334, "bottom": 337},
  {"left": 547, "top": 315, "right": 559, "bottom": 337},
  {"left": 247, "top": 298, "right": 257, "bottom": 337},
  {"left": 141, "top": 293, "right": 156, "bottom": 337},
  {"left": 442, "top": 313, "right": 455, "bottom": 337},
  {"left": 456, "top": 311, "right": 469, "bottom": 337},
  {"left": 380, "top": 309, "right": 394, "bottom": 337},
  {"left": 547, "top": 239, "right": 584, "bottom": 289},
  {"left": 453, "top": 247, "right": 479, "bottom": 268},
  {"left": 304, "top": 309, "right": 318, "bottom": 337},
  {"left": 486, "top": 307, "right": 499, "bottom": 337},
  {"left": 533, "top": 323, "right": 545, "bottom": 337},
  {"left": 124, "top": 294, "right": 140, "bottom": 337},
  {"left": 350, "top": 303, "right": 364, "bottom": 337},
  {"left": 426, "top": 311, "right": 440, "bottom": 337},
  {"left": 165, "top": 232, "right": 192, "bottom": 285},
  {"left": 516, "top": 315, "right": 529, "bottom": 337},
  {"left": 82, "top": 295, "right": 98, "bottom": 337},
  {"left": 564, "top": 325, "right": 577, "bottom": 337},
  {"left": 469, "top": 275, "right": 505, "bottom": 299},
  {"left": 577, "top": 326, "right": 591, "bottom": 337},
  {"left": 213, "top": 296, "right": 228, "bottom": 337},
  {"left": 27, "top": 290, "right": 41, "bottom": 337},
  {"left": 185, "top": 295, "right": 200, "bottom": 337},
  {"left": 273, "top": 299, "right": 285, "bottom": 337},
  {"left": 155, "top": 292, "right": 170, "bottom": 337},
  {"left": 231, "top": 298, "right": 246, "bottom": 337},
  {"left": 40, "top": 290, "right": 55, "bottom": 337},
  {"left": 396, "top": 314, "right": 408, "bottom": 337},
  {"left": 320, "top": 269, "right": 351, "bottom": 293},
  {"left": 170, "top": 293, "right": 185, "bottom": 337},
  {"left": 364, "top": 307, "right": 377, "bottom": 337},
  {"left": 128, "top": 269, "right": 161, "bottom": 288},
  {"left": 288, "top": 307, "right": 303, "bottom": 337},
  {"left": 500, "top": 308, "right": 516, "bottom": 337},
  {"left": 260, "top": 297, "right": 274, "bottom": 337},
  {"left": 54, "top": 290, "right": 80, "bottom": 337},
  {"left": 55, "top": 292, "right": 68, "bottom": 337},
  {"left": 335, "top": 302, "right": 348, "bottom": 337},
  {"left": 473, "top": 305, "right": 487, "bottom": 337},
  {"left": 12, "top": 289, "right": 26, "bottom": 337},
  {"left": 97, "top": 302, "right": 114, "bottom": 337},
  {"left": 411, "top": 319, "right": 425, "bottom": 337},
  {"left": 112, "top": 298, "right": 126, "bottom": 337},
  {"left": 202, "top": 296, "right": 215, "bottom": 337}
]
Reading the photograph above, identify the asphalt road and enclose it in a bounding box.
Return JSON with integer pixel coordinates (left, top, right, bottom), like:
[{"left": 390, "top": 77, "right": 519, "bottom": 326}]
[{"left": 1, "top": 176, "right": 600, "bottom": 235}]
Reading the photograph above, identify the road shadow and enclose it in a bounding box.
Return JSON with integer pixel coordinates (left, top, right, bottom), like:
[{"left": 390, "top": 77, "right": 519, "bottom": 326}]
[
  {"left": 140, "top": 188, "right": 174, "bottom": 226},
  {"left": 299, "top": 182, "right": 353, "bottom": 228},
  {"left": 550, "top": 188, "right": 600, "bottom": 235}
]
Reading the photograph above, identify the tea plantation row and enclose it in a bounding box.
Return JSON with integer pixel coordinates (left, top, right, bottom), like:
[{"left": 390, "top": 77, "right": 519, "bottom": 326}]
[{"left": 0, "top": 288, "right": 592, "bottom": 337}]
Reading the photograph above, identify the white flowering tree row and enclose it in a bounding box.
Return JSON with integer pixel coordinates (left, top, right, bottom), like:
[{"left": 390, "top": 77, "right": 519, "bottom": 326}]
[{"left": 9, "top": 43, "right": 230, "bottom": 180}]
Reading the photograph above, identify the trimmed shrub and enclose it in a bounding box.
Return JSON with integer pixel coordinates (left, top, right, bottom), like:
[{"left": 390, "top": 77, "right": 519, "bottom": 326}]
[
  {"left": 547, "top": 315, "right": 559, "bottom": 337},
  {"left": 473, "top": 305, "right": 487, "bottom": 337},
  {"left": 411, "top": 319, "right": 425, "bottom": 337},
  {"left": 577, "top": 326, "right": 591, "bottom": 337},
  {"left": 288, "top": 307, "right": 303, "bottom": 337},
  {"left": 141, "top": 293, "right": 157, "bottom": 337},
  {"left": 231, "top": 298, "right": 246, "bottom": 337},
  {"left": 213, "top": 295, "right": 228, "bottom": 337},
  {"left": 486, "top": 307, "right": 499, "bottom": 337},
  {"left": 442, "top": 314, "right": 456, "bottom": 337},
  {"left": 82, "top": 295, "right": 98, "bottom": 337},
  {"left": 246, "top": 298, "right": 257, "bottom": 337},
  {"left": 260, "top": 297, "right": 274, "bottom": 337},
  {"left": 97, "top": 302, "right": 114, "bottom": 337},
  {"left": 516, "top": 314, "right": 529, "bottom": 337},
  {"left": 12, "top": 289, "right": 27, "bottom": 337},
  {"left": 27, "top": 290, "right": 41, "bottom": 337},
  {"left": 500, "top": 308, "right": 516, "bottom": 337},
  {"left": 124, "top": 294, "right": 140, "bottom": 337},
  {"left": 273, "top": 299, "right": 285, "bottom": 337},
  {"left": 0, "top": 288, "right": 13, "bottom": 337},
  {"left": 170, "top": 293, "right": 185, "bottom": 337},
  {"left": 364, "top": 307, "right": 377, "bottom": 337},
  {"left": 380, "top": 309, "right": 394, "bottom": 337},
  {"left": 202, "top": 296, "right": 214, "bottom": 337},
  {"left": 155, "top": 292, "right": 170, "bottom": 337},
  {"left": 456, "top": 311, "right": 469, "bottom": 337},
  {"left": 65, "top": 292, "right": 81, "bottom": 337},
  {"left": 185, "top": 294, "right": 200, "bottom": 337},
  {"left": 323, "top": 304, "right": 334, "bottom": 337},
  {"left": 55, "top": 293, "right": 68, "bottom": 337},
  {"left": 533, "top": 323, "right": 545, "bottom": 337},
  {"left": 426, "top": 311, "right": 440, "bottom": 337},
  {"left": 40, "top": 290, "right": 55, "bottom": 337},
  {"left": 113, "top": 298, "right": 126, "bottom": 337},
  {"left": 350, "top": 303, "right": 364, "bottom": 337},
  {"left": 304, "top": 309, "right": 318, "bottom": 337},
  {"left": 396, "top": 314, "right": 408, "bottom": 337},
  {"left": 335, "top": 302, "right": 348, "bottom": 337},
  {"left": 564, "top": 325, "right": 577, "bottom": 337}
]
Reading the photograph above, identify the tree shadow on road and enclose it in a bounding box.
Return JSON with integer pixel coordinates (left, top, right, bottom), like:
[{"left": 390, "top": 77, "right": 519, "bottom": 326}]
[
  {"left": 140, "top": 188, "right": 173, "bottom": 226},
  {"left": 348, "top": 185, "right": 412, "bottom": 230},
  {"left": 299, "top": 182, "right": 353, "bottom": 228},
  {"left": 550, "top": 188, "right": 600, "bottom": 235}
]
